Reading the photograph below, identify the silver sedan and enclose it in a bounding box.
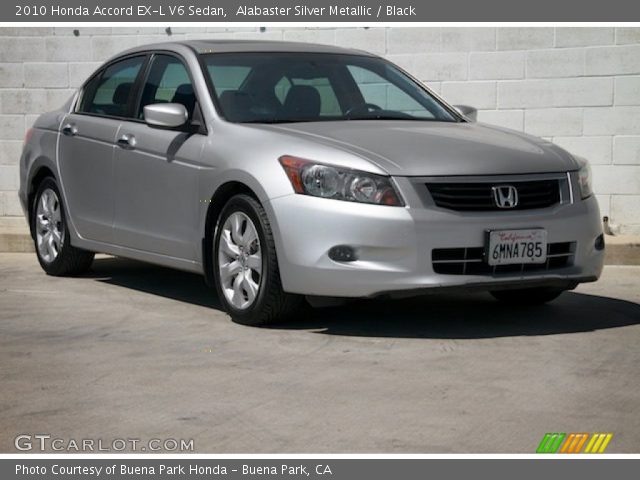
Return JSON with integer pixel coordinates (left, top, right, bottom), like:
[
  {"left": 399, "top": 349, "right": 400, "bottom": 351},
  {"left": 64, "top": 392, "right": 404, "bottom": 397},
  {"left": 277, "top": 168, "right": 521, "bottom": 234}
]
[{"left": 19, "top": 40, "right": 605, "bottom": 325}]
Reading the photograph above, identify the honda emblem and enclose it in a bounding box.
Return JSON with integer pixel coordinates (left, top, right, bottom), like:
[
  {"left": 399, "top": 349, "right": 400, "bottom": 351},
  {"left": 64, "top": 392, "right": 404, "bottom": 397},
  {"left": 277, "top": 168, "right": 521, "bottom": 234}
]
[{"left": 492, "top": 185, "right": 519, "bottom": 209}]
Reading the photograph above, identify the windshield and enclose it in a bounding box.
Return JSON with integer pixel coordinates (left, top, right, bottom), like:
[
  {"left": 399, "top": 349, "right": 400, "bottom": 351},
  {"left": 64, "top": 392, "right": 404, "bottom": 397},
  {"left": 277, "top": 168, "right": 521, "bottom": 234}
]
[{"left": 201, "top": 52, "right": 459, "bottom": 124}]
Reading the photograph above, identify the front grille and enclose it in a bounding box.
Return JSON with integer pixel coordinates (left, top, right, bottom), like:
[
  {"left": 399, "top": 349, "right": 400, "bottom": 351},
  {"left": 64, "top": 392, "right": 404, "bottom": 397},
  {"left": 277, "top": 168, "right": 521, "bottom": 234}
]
[
  {"left": 432, "top": 242, "right": 576, "bottom": 275},
  {"left": 425, "top": 179, "right": 562, "bottom": 211}
]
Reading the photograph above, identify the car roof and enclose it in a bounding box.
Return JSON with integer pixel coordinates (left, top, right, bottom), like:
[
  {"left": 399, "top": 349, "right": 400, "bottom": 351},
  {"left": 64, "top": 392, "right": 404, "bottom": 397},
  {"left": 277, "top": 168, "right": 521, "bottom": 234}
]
[{"left": 121, "top": 39, "right": 377, "bottom": 58}]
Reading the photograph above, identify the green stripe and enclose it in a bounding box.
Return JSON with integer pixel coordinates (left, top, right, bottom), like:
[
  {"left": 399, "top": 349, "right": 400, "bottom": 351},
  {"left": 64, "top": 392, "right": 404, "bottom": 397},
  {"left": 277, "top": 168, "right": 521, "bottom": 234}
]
[
  {"left": 543, "top": 434, "right": 558, "bottom": 453},
  {"left": 537, "top": 433, "right": 553, "bottom": 453},
  {"left": 548, "top": 433, "right": 566, "bottom": 453},
  {"left": 536, "top": 433, "right": 566, "bottom": 453}
]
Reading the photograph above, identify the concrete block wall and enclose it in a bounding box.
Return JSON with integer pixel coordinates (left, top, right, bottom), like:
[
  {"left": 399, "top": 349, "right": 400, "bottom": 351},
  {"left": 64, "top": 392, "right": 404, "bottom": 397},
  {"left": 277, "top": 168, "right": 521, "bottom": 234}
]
[{"left": 0, "top": 27, "right": 639, "bottom": 233}]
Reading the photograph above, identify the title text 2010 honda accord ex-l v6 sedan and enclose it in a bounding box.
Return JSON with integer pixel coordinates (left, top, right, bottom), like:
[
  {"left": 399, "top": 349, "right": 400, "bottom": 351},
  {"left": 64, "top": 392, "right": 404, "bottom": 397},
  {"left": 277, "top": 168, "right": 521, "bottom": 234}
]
[{"left": 18, "top": 40, "right": 605, "bottom": 325}]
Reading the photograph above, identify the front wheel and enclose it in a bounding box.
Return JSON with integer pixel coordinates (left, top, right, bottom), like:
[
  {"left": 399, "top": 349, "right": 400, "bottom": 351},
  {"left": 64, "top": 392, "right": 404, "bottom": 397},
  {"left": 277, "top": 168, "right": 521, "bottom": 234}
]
[
  {"left": 213, "top": 194, "right": 302, "bottom": 326},
  {"left": 32, "top": 177, "right": 94, "bottom": 276},
  {"left": 490, "top": 287, "right": 565, "bottom": 305}
]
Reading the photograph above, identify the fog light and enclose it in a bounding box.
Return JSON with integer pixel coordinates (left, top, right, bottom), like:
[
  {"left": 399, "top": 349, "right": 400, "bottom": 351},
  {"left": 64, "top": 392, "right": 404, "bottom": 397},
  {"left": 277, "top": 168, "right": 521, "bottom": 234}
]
[
  {"left": 595, "top": 234, "right": 605, "bottom": 251},
  {"left": 328, "top": 245, "right": 358, "bottom": 262}
]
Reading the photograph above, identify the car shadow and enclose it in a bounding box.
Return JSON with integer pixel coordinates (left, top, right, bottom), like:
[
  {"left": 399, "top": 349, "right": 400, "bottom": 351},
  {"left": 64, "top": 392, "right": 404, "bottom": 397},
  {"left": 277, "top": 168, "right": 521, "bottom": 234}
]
[
  {"left": 87, "top": 256, "right": 640, "bottom": 339},
  {"left": 286, "top": 293, "right": 640, "bottom": 339},
  {"left": 88, "top": 255, "right": 222, "bottom": 310}
]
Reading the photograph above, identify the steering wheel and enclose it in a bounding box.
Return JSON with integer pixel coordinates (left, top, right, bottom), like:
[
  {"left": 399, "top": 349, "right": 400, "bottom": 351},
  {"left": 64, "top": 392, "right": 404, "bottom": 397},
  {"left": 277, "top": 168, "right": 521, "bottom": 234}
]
[{"left": 345, "top": 103, "right": 382, "bottom": 117}]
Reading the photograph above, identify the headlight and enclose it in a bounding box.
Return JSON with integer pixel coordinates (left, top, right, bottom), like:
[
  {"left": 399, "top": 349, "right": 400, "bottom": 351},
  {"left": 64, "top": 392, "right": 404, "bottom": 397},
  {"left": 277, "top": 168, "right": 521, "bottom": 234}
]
[
  {"left": 279, "top": 155, "right": 404, "bottom": 206},
  {"left": 576, "top": 157, "right": 593, "bottom": 199}
]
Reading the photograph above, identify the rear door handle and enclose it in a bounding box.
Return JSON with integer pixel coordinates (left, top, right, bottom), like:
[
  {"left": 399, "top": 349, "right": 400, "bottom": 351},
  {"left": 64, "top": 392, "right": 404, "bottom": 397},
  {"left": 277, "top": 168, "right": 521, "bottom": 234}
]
[
  {"left": 62, "top": 124, "right": 78, "bottom": 136},
  {"left": 117, "top": 134, "right": 136, "bottom": 150}
]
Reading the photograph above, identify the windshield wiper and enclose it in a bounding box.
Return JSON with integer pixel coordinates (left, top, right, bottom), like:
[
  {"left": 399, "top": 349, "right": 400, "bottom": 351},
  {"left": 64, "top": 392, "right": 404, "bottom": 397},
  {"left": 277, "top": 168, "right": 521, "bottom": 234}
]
[
  {"left": 346, "top": 114, "right": 444, "bottom": 121},
  {"left": 239, "top": 116, "right": 452, "bottom": 124},
  {"left": 240, "top": 118, "right": 323, "bottom": 124}
]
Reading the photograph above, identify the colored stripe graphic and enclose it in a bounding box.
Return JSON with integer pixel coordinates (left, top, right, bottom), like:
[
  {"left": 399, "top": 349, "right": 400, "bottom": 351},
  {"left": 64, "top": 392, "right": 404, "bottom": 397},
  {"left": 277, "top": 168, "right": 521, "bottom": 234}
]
[{"left": 538, "top": 432, "right": 613, "bottom": 453}]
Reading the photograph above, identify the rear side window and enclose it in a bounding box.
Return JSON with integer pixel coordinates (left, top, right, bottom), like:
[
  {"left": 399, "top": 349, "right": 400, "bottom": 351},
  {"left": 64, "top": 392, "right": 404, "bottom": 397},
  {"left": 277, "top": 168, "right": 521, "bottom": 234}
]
[
  {"left": 78, "top": 56, "right": 145, "bottom": 118},
  {"left": 137, "top": 55, "right": 196, "bottom": 119}
]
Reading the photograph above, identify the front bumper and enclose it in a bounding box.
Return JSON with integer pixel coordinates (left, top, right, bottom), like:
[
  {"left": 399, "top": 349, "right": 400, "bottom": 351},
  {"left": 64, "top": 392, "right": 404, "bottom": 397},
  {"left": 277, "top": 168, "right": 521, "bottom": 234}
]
[{"left": 266, "top": 187, "right": 605, "bottom": 298}]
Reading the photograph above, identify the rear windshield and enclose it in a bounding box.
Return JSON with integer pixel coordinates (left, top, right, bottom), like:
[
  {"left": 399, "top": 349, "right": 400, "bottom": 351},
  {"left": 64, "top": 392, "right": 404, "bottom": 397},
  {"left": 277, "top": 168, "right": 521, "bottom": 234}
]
[{"left": 201, "top": 52, "right": 459, "bottom": 124}]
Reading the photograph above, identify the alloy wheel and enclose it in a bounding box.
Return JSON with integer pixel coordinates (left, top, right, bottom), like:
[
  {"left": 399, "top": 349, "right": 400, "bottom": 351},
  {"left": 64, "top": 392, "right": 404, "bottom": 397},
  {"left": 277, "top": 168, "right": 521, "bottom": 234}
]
[
  {"left": 35, "top": 188, "right": 64, "bottom": 263},
  {"left": 217, "top": 212, "right": 262, "bottom": 310}
]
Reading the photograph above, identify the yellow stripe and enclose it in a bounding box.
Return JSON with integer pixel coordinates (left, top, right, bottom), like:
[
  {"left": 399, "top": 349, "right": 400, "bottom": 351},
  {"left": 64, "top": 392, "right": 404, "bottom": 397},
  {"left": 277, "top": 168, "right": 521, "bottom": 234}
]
[
  {"left": 591, "top": 433, "right": 606, "bottom": 453},
  {"left": 598, "top": 434, "right": 613, "bottom": 453},
  {"left": 560, "top": 434, "right": 575, "bottom": 453},
  {"left": 584, "top": 434, "right": 598, "bottom": 453}
]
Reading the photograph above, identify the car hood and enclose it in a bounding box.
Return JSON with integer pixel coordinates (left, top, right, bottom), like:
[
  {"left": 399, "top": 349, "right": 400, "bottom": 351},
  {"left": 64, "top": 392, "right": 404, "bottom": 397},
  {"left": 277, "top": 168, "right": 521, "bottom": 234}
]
[{"left": 257, "top": 120, "right": 578, "bottom": 176}]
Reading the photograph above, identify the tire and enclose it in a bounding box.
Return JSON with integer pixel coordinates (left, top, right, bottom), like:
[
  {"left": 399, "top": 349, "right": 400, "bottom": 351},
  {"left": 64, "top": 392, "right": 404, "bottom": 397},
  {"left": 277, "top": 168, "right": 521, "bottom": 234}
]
[
  {"left": 490, "top": 287, "right": 565, "bottom": 305},
  {"left": 31, "top": 177, "right": 94, "bottom": 276},
  {"left": 213, "top": 194, "right": 302, "bottom": 326}
]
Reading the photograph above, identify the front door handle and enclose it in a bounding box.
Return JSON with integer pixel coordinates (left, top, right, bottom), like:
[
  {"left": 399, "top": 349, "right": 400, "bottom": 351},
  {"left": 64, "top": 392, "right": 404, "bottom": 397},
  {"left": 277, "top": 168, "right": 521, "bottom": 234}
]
[
  {"left": 62, "top": 124, "right": 78, "bottom": 136},
  {"left": 117, "top": 134, "right": 136, "bottom": 150}
]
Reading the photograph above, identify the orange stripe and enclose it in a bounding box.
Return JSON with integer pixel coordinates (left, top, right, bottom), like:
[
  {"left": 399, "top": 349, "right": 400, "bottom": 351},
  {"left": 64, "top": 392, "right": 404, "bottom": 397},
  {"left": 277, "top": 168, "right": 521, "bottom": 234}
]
[
  {"left": 568, "top": 434, "right": 582, "bottom": 453},
  {"left": 574, "top": 433, "right": 589, "bottom": 453},
  {"left": 560, "top": 434, "right": 575, "bottom": 453}
]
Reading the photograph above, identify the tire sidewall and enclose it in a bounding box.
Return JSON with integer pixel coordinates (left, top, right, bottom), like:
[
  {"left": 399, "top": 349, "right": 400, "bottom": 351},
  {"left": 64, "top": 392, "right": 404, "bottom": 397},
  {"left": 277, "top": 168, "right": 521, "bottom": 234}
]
[
  {"left": 32, "top": 178, "right": 70, "bottom": 274},
  {"left": 213, "top": 195, "right": 271, "bottom": 321}
]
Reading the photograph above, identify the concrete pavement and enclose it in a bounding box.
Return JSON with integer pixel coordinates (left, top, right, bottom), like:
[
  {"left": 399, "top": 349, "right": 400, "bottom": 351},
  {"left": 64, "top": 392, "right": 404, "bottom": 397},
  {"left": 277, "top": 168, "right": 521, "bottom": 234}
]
[{"left": 0, "top": 253, "right": 639, "bottom": 453}]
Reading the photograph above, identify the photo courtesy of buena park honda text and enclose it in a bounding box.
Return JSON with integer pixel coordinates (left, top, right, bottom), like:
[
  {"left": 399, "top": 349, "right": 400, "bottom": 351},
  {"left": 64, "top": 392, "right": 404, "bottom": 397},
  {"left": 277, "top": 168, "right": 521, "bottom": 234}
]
[{"left": 0, "top": 0, "right": 639, "bottom": 478}]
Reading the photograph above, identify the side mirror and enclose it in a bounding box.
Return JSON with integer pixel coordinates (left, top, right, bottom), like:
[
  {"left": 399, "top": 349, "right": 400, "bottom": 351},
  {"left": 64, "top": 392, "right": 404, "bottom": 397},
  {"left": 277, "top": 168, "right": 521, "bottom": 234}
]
[
  {"left": 453, "top": 105, "right": 478, "bottom": 122},
  {"left": 143, "top": 103, "right": 188, "bottom": 129}
]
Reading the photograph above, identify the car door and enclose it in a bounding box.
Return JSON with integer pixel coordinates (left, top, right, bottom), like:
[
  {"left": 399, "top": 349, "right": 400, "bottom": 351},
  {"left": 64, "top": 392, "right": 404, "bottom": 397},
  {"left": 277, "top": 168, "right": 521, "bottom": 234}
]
[
  {"left": 112, "top": 53, "right": 207, "bottom": 261},
  {"left": 57, "top": 55, "right": 147, "bottom": 243}
]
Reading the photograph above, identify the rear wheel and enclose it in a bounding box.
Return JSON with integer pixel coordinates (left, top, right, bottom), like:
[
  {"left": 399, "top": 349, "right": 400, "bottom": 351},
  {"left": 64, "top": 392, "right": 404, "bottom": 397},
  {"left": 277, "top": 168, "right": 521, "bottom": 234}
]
[
  {"left": 490, "top": 287, "right": 565, "bottom": 305},
  {"left": 32, "top": 177, "right": 94, "bottom": 276},
  {"left": 213, "top": 194, "right": 302, "bottom": 326}
]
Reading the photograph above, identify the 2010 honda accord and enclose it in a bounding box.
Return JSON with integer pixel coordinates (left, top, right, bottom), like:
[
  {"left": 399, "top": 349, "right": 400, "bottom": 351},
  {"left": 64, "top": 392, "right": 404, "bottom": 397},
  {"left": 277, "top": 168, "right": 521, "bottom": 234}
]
[{"left": 19, "top": 40, "right": 605, "bottom": 325}]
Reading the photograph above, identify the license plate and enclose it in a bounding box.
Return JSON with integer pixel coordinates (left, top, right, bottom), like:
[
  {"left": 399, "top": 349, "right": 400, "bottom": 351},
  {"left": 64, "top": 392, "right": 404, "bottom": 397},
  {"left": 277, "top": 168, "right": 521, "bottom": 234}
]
[{"left": 487, "top": 229, "right": 547, "bottom": 266}]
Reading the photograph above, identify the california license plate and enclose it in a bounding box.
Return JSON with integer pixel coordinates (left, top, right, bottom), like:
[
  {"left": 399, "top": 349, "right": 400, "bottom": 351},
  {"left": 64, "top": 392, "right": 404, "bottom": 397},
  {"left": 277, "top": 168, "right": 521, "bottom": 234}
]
[{"left": 487, "top": 229, "right": 547, "bottom": 266}]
